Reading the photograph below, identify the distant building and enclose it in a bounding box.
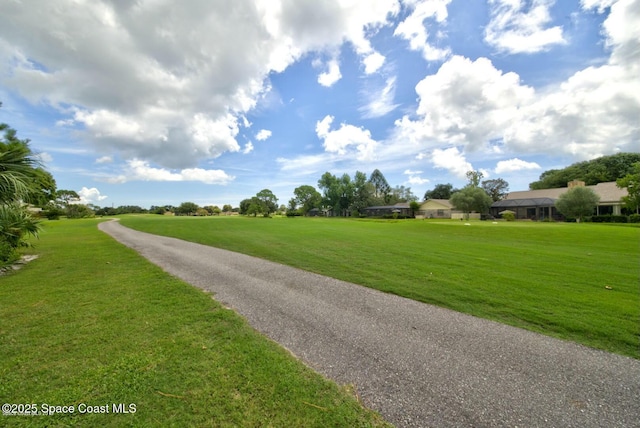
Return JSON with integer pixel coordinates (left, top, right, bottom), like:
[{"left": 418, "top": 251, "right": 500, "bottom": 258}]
[
  {"left": 490, "top": 181, "right": 627, "bottom": 220},
  {"left": 415, "top": 199, "right": 455, "bottom": 219},
  {"left": 363, "top": 202, "right": 411, "bottom": 217}
]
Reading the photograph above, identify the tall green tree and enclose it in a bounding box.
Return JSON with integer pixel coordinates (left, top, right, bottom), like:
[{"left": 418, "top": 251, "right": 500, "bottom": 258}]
[
  {"left": 466, "top": 170, "right": 484, "bottom": 187},
  {"left": 292, "top": 185, "right": 322, "bottom": 215},
  {"left": 424, "top": 183, "right": 457, "bottom": 200},
  {"left": 616, "top": 162, "right": 640, "bottom": 214},
  {"left": 450, "top": 187, "right": 493, "bottom": 219},
  {"left": 349, "top": 171, "right": 373, "bottom": 214},
  {"left": 256, "top": 189, "right": 278, "bottom": 215},
  {"left": 0, "top": 128, "right": 41, "bottom": 203},
  {"left": 368, "top": 169, "right": 391, "bottom": 203},
  {"left": 317, "top": 172, "right": 358, "bottom": 216},
  {"left": 0, "top": 106, "right": 50, "bottom": 262},
  {"left": 388, "top": 185, "right": 417, "bottom": 204},
  {"left": 555, "top": 187, "right": 600, "bottom": 222},
  {"left": 482, "top": 178, "right": 509, "bottom": 202},
  {"left": 450, "top": 170, "right": 492, "bottom": 219},
  {"left": 245, "top": 197, "right": 264, "bottom": 217},
  {"left": 55, "top": 189, "right": 80, "bottom": 207},
  {"left": 318, "top": 172, "right": 342, "bottom": 215},
  {"left": 176, "top": 202, "right": 199, "bottom": 216}
]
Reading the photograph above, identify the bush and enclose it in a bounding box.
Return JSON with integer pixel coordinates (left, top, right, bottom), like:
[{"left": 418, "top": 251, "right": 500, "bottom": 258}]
[
  {"left": 44, "top": 206, "right": 64, "bottom": 220},
  {"left": 66, "top": 204, "right": 95, "bottom": 219},
  {"left": 591, "top": 214, "right": 629, "bottom": 223},
  {"left": 0, "top": 204, "right": 40, "bottom": 250},
  {"left": 502, "top": 212, "right": 515, "bottom": 221},
  {"left": 611, "top": 215, "right": 628, "bottom": 223},
  {"left": 0, "top": 239, "right": 18, "bottom": 264},
  {"left": 630, "top": 214, "right": 640, "bottom": 223},
  {"left": 382, "top": 214, "right": 411, "bottom": 219}
]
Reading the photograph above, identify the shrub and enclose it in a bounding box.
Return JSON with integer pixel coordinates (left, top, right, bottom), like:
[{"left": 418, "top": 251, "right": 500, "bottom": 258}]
[
  {"left": 0, "top": 203, "right": 40, "bottom": 249},
  {"left": 502, "top": 212, "right": 515, "bottom": 221},
  {"left": 66, "top": 204, "right": 95, "bottom": 219},
  {"left": 610, "top": 215, "right": 628, "bottom": 223},
  {"left": 629, "top": 214, "right": 640, "bottom": 223},
  {"left": 591, "top": 215, "right": 630, "bottom": 223},
  {"left": 44, "top": 205, "right": 64, "bottom": 220},
  {"left": 0, "top": 239, "right": 18, "bottom": 264}
]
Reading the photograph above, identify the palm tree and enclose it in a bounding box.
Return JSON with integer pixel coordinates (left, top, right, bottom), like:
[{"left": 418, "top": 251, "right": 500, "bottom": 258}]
[
  {"left": 0, "top": 203, "right": 40, "bottom": 261},
  {"left": 0, "top": 135, "right": 39, "bottom": 203},
  {"left": 0, "top": 119, "right": 44, "bottom": 262}
]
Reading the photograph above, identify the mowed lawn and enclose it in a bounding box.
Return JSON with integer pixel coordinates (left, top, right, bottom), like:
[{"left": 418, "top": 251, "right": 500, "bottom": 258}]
[
  {"left": 120, "top": 215, "right": 640, "bottom": 359},
  {"left": 0, "top": 219, "right": 390, "bottom": 427}
]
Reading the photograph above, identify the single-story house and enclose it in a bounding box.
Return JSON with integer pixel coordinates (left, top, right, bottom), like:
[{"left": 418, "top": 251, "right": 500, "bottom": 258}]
[
  {"left": 490, "top": 181, "right": 628, "bottom": 220},
  {"left": 363, "top": 202, "right": 411, "bottom": 217},
  {"left": 415, "top": 199, "right": 455, "bottom": 219}
]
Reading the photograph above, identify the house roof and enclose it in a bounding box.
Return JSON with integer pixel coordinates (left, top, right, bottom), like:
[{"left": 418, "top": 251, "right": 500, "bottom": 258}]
[
  {"left": 501, "top": 182, "right": 627, "bottom": 205},
  {"left": 364, "top": 202, "right": 410, "bottom": 210},
  {"left": 492, "top": 197, "right": 556, "bottom": 208}
]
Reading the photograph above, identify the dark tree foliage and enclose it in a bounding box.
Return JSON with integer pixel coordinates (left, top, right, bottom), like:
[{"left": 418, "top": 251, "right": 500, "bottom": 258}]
[
  {"left": 482, "top": 178, "right": 509, "bottom": 202},
  {"left": 617, "top": 162, "right": 640, "bottom": 213},
  {"left": 292, "top": 185, "right": 322, "bottom": 215},
  {"left": 555, "top": 186, "right": 600, "bottom": 222},
  {"left": 176, "top": 201, "right": 199, "bottom": 215},
  {"left": 424, "top": 183, "right": 458, "bottom": 200},
  {"left": 450, "top": 186, "right": 493, "bottom": 216},
  {"left": 368, "top": 169, "right": 391, "bottom": 202},
  {"left": 95, "top": 205, "right": 148, "bottom": 216},
  {"left": 256, "top": 189, "right": 278, "bottom": 215},
  {"left": 387, "top": 185, "right": 417, "bottom": 204},
  {"left": 529, "top": 153, "right": 640, "bottom": 189}
]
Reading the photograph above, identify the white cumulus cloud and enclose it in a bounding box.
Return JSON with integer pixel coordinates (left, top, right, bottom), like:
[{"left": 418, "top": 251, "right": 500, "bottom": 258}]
[
  {"left": 318, "top": 58, "right": 343, "bottom": 87},
  {"left": 485, "top": 0, "right": 566, "bottom": 54},
  {"left": 255, "top": 129, "right": 272, "bottom": 141},
  {"left": 495, "top": 158, "right": 541, "bottom": 173},
  {"left": 107, "top": 160, "right": 234, "bottom": 185},
  {"left": 431, "top": 147, "right": 472, "bottom": 179},
  {"left": 315, "top": 115, "right": 378, "bottom": 161},
  {"left": 395, "top": 0, "right": 640, "bottom": 163},
  {"left": 404, "top": 169, "right": 430, "bottom": 185},
  {"left": 394, "top": 55, "right": 535, "bottom": 151},
  {"left": 0, "top": 0, "right": 400, "bottom": 170},
  {"left": 243, "top": 142, "right": 254, "bottom": 154},
  {"left": 394, "top": 0, "right": 452, "bottom": 61},
  {"left": 77, "top": 187, "right": 107, "bottom": 205}
]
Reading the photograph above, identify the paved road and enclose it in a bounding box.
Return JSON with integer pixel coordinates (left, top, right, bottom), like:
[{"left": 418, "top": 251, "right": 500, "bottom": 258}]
[{"left": 99, "top": 220, "right": 640, "bottom": 428}]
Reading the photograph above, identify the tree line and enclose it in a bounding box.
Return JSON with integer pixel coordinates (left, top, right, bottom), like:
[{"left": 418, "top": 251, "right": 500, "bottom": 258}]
[
  {"left": 236, "top": 169, "right": 510, "bottom": 218},
  {"left": 529, "top": 153, "right": 640, "bottom": 189},
  {"left": 237, "top": 169, "right": 422, "bottom": 217}
]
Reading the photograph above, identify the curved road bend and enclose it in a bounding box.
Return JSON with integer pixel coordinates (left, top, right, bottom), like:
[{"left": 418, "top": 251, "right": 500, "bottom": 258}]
[{"left": 99, "top": 220, "right": 640, "bottom": 428}]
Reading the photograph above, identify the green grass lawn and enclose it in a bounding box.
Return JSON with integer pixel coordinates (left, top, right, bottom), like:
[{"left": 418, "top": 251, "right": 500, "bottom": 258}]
[
  {"left": 119, "top": 215, "right": 640, "bottom": 359},
  {"left": 0, "top": 219, "right": 389, "bottom": 427}
]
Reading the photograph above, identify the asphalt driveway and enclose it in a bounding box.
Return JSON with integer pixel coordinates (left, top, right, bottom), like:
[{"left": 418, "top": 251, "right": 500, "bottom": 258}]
[{"left": 99, "top": 220, "right": 640, "bottom": 427}]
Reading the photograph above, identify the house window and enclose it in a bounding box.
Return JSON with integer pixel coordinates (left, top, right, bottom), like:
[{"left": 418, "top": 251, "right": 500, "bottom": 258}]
[
  {"left": 597, "top": 205, "right": 613, "bottom": 215},
  {"left": 437, "top": 209, "right": 443, "bottom": 216}
]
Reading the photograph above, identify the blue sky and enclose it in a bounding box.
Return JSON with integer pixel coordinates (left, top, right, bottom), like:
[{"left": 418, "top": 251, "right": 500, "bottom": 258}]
[{"left": 0, "top": 0, "right": 638, "bottom": 208}]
